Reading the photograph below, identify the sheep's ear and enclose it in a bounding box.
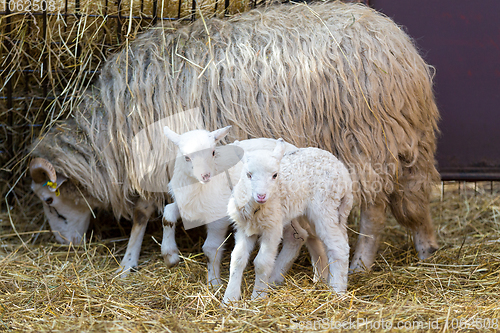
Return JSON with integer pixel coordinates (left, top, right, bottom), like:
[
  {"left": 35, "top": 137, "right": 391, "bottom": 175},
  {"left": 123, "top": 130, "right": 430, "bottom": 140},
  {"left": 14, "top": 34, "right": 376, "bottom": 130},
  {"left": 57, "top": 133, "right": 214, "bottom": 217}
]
[
  {"left": 164, "top": 126, "right": 181, "bottom": 146},
  {"left": 47, "top": 174, "right": 67, "bottom": 193},
  {"left": 273, "top": 138, "right": 286, "bottom": 161},
  {"left": 55, "top": 175, "right": 67, "bottom": 189},
  {"left": 212, "top": 126, "right": 232, "bottom": 142}
]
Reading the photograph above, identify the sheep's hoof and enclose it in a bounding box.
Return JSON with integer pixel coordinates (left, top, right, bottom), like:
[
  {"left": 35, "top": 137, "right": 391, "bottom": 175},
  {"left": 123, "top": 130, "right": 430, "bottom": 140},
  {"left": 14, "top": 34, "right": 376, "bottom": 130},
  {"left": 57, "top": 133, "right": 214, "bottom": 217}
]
[{"left": 163, "top": 253, "right": 180, "bottom": 267}]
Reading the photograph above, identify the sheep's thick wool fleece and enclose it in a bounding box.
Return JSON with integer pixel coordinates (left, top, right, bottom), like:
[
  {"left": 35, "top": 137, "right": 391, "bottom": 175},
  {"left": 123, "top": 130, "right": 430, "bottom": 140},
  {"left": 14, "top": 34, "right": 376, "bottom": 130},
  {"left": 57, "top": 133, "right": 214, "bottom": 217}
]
[{"left": 31, "top": 2, "right": 439, "bottom": 224}]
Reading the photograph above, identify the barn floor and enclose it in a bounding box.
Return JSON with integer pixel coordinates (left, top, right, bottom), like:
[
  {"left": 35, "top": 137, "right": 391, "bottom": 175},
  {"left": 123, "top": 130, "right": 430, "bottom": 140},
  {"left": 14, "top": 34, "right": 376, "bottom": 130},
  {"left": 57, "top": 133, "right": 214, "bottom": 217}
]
[{"left": 1, "top": 182, "right": 500, "bottom": 332}]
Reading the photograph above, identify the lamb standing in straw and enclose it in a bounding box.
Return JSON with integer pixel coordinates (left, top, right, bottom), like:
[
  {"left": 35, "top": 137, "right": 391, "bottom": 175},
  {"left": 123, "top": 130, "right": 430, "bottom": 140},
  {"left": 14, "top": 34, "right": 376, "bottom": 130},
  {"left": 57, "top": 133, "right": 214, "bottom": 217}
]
[
  {"left": 162, "top": 127, "right": 328, "bottom": 286},
  {"left": 162, "top": 125, "right": 234, "bottom": 286},
  {"left": 223, "top": 139, "right": 353, "bottom": 303}
]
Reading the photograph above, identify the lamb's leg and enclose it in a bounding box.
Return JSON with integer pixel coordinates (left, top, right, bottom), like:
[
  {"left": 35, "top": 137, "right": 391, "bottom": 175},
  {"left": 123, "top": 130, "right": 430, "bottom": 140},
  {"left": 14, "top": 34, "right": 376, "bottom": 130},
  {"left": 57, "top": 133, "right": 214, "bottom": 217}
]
[
  {"left": 252, "top": 224, "right": 283, "bottom": 300},
  {"left": 162, "top": 203, "right": 180, "bottom": 267},
  {"left": 223, "top": 231, "right": 257, "bottom": 304},
  {"left": 117, "top": 199, "right": 155, "bottom": 277},
  {"left": 203, "top": 218, "right": 230, "bottom": 288},
  {"left": 310, "top": 210, "right": 349, "bottom": 293},
  {"left": 269, "top": 219, "right": 307, "bottom": 285},
  {"left": 349, "top": 202, "right": 387, "bottom": 272},
  {"left": 305, "top": 232, "right": 329, "bottom": 283}
]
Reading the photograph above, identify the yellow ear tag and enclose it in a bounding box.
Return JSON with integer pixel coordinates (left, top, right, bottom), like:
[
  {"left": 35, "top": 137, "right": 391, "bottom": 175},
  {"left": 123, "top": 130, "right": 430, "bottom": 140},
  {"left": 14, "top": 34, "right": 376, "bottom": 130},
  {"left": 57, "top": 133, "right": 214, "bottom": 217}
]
[{"left": 44, "top": 181, "right": 60, "bottom": 197}]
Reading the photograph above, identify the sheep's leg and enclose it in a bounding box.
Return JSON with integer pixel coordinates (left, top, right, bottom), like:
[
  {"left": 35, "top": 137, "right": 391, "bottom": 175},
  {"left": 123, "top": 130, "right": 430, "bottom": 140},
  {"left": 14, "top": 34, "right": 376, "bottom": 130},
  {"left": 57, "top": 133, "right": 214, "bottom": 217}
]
[
  {"left": 223, "top": 231, "right": 257, "bottom": 304},
  {"left": 162, "top": 203, "right": 180, "bottom": 267},
  {"left": 252, "top": 224, "right": 283, "bottom": 300},
  {"left": 269, "top": 219, "right": 307, "bottom": 285},
  {"left": 310, "top": 210, "right": 349, "bottom": 293},
  {"left": 349, "top": 202, "right": 386, "bottom": 272},
  {"left": 117, "top": 199, "right": 155, "bottom": 277},
  {"left": 203, "top": 218, "right": 230, "bottom": 288}
]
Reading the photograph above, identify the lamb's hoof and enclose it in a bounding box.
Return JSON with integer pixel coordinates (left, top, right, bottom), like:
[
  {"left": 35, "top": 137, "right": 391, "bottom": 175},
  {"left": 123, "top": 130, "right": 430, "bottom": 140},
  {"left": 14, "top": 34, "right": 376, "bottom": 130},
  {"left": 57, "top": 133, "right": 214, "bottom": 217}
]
[
  {"left": 207, "top": 279, "right": 222, "bottom": 290},
  {"left": 251, "top": 290, "right": 268, "bottom": 300},
  {"left": 222, "top": 295, "right": 240, "bottom": 307},
  {"left": 268, "top": 275, "right": 285, "bottom": 287},
  {"left": 163, "top": 253, "right": 180, "bottom": 267},
  {"left": 348, "top": 267, "right": 367, "bottom": 275},
  {"left": 267, "top": 279, "right": 282, "bottom": 290},
  {"left": 312, "top": 275, "right": 328, "bottom": 284},
  {"left": 349, "top": 259, "right": 370, "bottom": 274},
  {"left": 115, "top": 265, "right": 137, "bottom": 278},
  {"left": 311, "top": 268, "right": 329, "bottom": 283},
  {"left": 330, "top": 286, "right": 347, "bottom": 295}
]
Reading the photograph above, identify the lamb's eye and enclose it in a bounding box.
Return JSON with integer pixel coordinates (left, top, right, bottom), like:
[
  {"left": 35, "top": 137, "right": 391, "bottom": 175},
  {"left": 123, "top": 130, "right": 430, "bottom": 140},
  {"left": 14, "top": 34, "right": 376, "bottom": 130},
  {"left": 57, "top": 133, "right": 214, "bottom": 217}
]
[
  {"left": 184, "top": 156, "right": 191, "bottom": 162},
  {"left": 45, "top": 198, "right": 53, "bottom": 205},
  {"left": 272, "top": 173, "right": 278, "bottom": 179},
  {"left": 247, "top": 172, "right": 252, "bottom": 179},
  {"left": 212, "top": 150, "right": 215, "bottom": 157}
]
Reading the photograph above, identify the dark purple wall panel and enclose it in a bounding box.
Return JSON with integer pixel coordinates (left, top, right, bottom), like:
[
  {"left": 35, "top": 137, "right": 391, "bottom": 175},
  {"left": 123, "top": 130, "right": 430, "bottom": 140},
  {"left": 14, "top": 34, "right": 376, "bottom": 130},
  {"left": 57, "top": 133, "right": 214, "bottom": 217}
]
[{"left": 370, "top": 0, "right": 500, "bottom": 180}]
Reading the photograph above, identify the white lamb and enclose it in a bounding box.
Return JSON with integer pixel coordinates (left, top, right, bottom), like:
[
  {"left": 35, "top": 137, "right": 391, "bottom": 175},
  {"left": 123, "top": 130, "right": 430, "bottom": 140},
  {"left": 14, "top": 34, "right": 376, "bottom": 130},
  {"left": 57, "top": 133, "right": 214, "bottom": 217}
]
[
  {"left": 223, "top": 139, "right": 353, "bottom": 303},
  {"left": 161, "top": 127, "right": 327, "bottom": 287}
]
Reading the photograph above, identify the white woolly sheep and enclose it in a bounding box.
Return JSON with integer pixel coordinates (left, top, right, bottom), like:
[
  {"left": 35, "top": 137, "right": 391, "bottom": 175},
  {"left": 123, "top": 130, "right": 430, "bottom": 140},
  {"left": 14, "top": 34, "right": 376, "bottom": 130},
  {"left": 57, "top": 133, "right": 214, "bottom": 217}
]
[
  {"left": 162, "top": 127, "right": 328, "bottom": 286},
  {"left": 223, "top": 139, "right": 353, "bottom": 303},
  {"left": 30, "top": 2, "right": 440, "bottom": 279}
]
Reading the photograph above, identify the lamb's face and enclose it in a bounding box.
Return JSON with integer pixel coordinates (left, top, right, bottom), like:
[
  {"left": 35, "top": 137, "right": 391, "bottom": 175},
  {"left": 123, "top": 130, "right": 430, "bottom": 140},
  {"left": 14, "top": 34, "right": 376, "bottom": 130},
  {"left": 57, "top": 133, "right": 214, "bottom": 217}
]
[
  {"left": 177, "top": 130, "right": 218, "bottom": 183},
  {"left": 164, "top": 126, "right": 232, "bottom": 184},
  {"left": 30, "top": 158, "right": 92, "bottom": 245},
  {"left": 242, "top": 140, "right": 286, "bottom": 205}
]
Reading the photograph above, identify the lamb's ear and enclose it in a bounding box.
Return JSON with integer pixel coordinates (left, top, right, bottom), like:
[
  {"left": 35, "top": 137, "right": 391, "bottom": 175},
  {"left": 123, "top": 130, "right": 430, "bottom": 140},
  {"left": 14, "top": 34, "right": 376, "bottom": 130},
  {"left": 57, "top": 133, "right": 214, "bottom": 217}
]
[
  {"left": 212, "top": 126, "right": 232, "bottom": 142},
  {"left": 164, "top": 126, "right": 181, "bottom": 146},
  {"left": 273, "top": 138, "right": 286, "bottom": 161},
  {"left": 230, "top": 141, "right": 245, "bottom": 161}
]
